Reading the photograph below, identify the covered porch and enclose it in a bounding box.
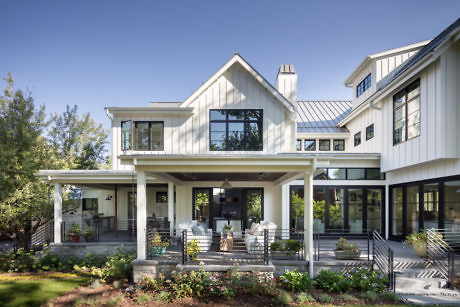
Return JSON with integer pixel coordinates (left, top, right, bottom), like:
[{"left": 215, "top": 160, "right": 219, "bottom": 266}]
[{"left": 126, "top": 153, "right": 331, "bottom": 276}]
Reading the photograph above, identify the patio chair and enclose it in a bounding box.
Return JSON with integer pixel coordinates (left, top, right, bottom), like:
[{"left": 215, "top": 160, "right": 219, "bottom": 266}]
[
  {"left": 177, "top": 220, "right": 213, "bottom": 252},
  {"left": 244, "top": 221, "right": 277, "bottom": 254}
]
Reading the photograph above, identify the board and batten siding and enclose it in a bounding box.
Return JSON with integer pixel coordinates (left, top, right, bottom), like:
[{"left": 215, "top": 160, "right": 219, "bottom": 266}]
[
  {"left": 345, "top": 106, "right": 381, "bottom": 153},
  {"left": 380, "top": 41, "right": 460, "bottom": 173},
  {"left": 112, "top": 62, "right": 296, "bottom": 170}
]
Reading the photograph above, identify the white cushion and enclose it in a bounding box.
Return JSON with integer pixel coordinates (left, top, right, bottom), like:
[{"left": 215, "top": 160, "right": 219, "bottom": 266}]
[{"left": 253, "top": 223, "right": 264, "bottom": 236}]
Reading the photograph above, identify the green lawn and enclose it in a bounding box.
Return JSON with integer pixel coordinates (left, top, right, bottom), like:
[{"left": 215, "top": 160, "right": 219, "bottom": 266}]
[{"left": 0, "top": 274, "right": 90, "bottom": 307}]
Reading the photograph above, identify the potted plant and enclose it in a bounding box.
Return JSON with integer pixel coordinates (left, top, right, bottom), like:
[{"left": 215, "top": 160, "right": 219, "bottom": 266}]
[
  {"left": 187, "top": 239, "right": 201, "bottom": 260},
  {"left": 66, "top": 223, "right": 81, "bottom": 242},
  {"left": 334, "top": 237, "right": 361, "bottom": 259},
  {"left": 404, "top": 230, "right": 428, "bottom": 258},
  {"left": 151, "top": 232, "right": 168, "bottom": 257},
  {"left": 270, "top": 240, "right": 303, "bottom": 259},
  {"left": 82, "top": 225, "right": 96, "bottom": 242}
]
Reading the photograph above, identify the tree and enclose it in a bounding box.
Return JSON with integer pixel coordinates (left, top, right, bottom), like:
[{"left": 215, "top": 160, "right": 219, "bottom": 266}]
[
  {"left": 0, "top": 73, "right": 55, "bottom": 248},
  {"left": 48, "top": 105, "right": 109, "bottom": 170}
]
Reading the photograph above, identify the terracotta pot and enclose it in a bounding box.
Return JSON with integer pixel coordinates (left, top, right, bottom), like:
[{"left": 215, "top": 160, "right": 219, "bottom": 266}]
[
  {"left": 334, "top": 250, "right": 361, "bottom": 260},
  {"left": 71, "top": 235, "right": 80, "bottom": 242},
  {"left": 412, "top": 241, "right": 426, "bottom": 258}
]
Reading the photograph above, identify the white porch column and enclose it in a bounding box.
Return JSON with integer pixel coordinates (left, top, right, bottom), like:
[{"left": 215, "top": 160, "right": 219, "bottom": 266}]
[
  {"left": 136, "top": 171, "right": 147, "bottom": 260},
  {"left": 168, "top": 182, "right": 174, "bottom": 236},
  {"left": 53, "top": 183, "right": 62, "bottom": 243},
  {"left": 281, "top": 184, "right": 290, "bottom": 239},
  {"left": 303, "top": 171, "right": 314, "bottom": 277}
]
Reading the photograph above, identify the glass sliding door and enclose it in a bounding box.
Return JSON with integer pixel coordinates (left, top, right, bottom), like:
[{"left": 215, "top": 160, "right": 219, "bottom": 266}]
[
  {"left": 348, "top": 188, "right": 363, "bottom": 233},
  {"left": 423, "top": 183, "right": 439, "bottom": 229},
  {"left": 313, "top": 188, "right": 326, "bottom": 233},
  {"left": 406, "top": 185, "right": 420, "bottom": 234},
  {"left": 193, "top": 188, "right": 211, "bottom": 228},
  {"left": 244, "top": 189, "right": 263, "bottom": 229},
  {"left": 327, "top": 188, "right": 345, "bottom": 231},
  {"left": 444, "top": 180, "right": 460, "bottom": 232},
  {"left": 392, "top": 187, "right": 403, "bottom": 237},
  {"left": 367, "top": 189, "right": 382, "bottom": 233}
]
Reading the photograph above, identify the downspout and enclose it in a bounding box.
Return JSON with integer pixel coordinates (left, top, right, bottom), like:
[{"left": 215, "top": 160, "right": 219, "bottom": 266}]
[{"left": 368, "top": 100, "right": 381, "bottom": 111}]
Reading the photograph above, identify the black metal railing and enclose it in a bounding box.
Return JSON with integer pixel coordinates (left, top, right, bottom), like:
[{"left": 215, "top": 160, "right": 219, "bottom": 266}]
[
  {"left": 426, "top": 229, "right": 456, "bottom": 289},
  {"left": 372, "top": 230, "right": 395, "bottom": 291},
  {"left": 31, "top": 220, "right": 53, "bottom": 249},
  {"left": 313, "top": 229, "right": 371, "bottom": 261}
]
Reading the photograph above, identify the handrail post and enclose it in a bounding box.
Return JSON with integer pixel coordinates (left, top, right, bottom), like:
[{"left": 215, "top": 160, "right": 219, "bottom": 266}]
[
  {"left": 448, "top": 249, "right": 454, "bottom": 289},
  {"left": 264, "top": 229, "right": 269, "bottom": 265},
  {"left": 182, "top": 230, "right": 186, "bottom": 265}
]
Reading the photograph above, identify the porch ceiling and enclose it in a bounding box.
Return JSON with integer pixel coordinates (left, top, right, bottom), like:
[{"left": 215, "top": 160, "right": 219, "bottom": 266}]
[{"left": 167, "top": 172, "right": 287, "bottom": 182}]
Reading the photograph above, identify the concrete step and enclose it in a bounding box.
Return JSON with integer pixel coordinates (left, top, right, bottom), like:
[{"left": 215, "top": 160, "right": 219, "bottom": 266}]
[
  {"left": 401, "top": 294, "right": 460, "bottom": 306},
  {"left": 395, "top": 277, "right": 449, "bottom": 292},
  {"left": 395, "top": 267, "right": 443, "bottom": 278}
]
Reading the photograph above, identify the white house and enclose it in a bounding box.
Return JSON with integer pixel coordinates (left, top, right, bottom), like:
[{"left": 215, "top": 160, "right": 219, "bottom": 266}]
[{"left": 38, "top": 18, "right": 460, "bottom": 276}]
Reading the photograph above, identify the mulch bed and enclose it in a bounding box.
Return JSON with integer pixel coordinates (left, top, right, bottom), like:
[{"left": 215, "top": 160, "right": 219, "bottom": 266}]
[{"left": 46, "top": 282, "right": 403, "bottom": 306}]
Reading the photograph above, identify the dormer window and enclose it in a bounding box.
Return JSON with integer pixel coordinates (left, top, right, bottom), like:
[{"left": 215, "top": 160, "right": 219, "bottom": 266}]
[
  {"left": 121, "top": 120, "right": 164, "bottom": 151},
  {"left": 209, "top": 109, "right": 263, "bottom": 151},
  {"left": 356, "top": 73, "right": 371, "bottom": 97}
]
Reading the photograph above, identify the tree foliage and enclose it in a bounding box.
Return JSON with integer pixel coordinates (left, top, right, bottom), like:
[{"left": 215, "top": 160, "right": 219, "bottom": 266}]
[
  {"left": 48, "top": 104, "right": 109, "bottom": 169},
  {"left": 0, "top": 73, "right": 55, "bottom": 247}
]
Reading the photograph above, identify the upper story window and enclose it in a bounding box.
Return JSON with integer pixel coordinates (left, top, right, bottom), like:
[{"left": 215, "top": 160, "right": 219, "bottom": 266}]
[
  {"left": 354, "top": 132, "right": 361, "bottom": 146},
  {"left": 209, "top": 109, "right": 263, "bottom": 151},
  {"left": 356, "top": 73, "right": 371, "bottom": 97},
  {"left": 121, "top": 121, "right": 164, "bottom": 151},
  {"left": 304, "top": 139, "right": 316, "bottom": 151},
  {"left": 296, "top": 139, "right": 302, "bottom": 151},
  {"left": 366, "top": 124, "right": 374, "bottom": 140},
  {"left": 333, "top": 139, "right": 345, "bottom": 151},
  {"left": 393, "top": 79, "right": 420, "bottom": 145},
  {"left": 319, "top": 139, "right": 330, "bottom": 151}
]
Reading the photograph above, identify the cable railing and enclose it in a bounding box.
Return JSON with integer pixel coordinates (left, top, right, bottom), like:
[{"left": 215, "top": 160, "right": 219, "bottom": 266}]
[
  {"left": 31, "top": 220, "right": 53, "bottom": 249},
  {"left": 426, "top": 229, "right": 456, "bottom": 289},
  {"left": 372, "top": 230, "right": 395, "bottom": 291},
  {"left": 313, "top": 229, "right": 371, "bottom": 261}
]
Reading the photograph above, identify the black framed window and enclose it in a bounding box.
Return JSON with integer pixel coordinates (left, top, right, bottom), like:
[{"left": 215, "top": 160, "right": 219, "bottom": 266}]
[
  {"left": 121, "top": 121, "right": 132, "bottom": 150},
  {"left": 82, "top": 198, "right": 98, "bottom": 211},
  {"left": 319, "top": 140, "right": 330, "bottom": 151},
  {"left": 354, "top": 132, "right": 361, "bottom": 146},
  {"left": 366, "top": 124, "right": 374, "bottom": 140},
  {"left": 209, "top": 109, "right": 263, "bottom": 151},
  {"left": 356, "top": 73, "right": 371, "bottom": 97},
  {"left": 304, "top": 139, "right": 316, "bottom": 151},
  {"left": 296, "top": 139, "right": 302, "bottom": 151},
  {"left": 134, "top": 121, "right": 164, "bottom": 151},
  {"left": 313, "top": 168, "right": 385, "bottom": 180},
  {"left": 121, "top": 121, "right": 164, "bottom": 151},
  {"left": 393, "top": 79, "right": 420, "bottom": 145},
  {"left": 333, "top": 139, "right": 345, "bottom": 151}
]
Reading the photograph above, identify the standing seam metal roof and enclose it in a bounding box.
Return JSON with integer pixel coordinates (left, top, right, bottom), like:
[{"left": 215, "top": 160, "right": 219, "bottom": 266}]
[{"left": 296, "top": 100, "right": 352, "bottom": 133}]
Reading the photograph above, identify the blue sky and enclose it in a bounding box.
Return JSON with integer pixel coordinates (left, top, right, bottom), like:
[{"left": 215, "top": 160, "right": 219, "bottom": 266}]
[{"left": 1, "top": 0, "right": 459, "bottom": 132}]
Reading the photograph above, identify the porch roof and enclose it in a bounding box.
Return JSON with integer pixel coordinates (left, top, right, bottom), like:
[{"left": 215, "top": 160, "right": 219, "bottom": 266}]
[{"left": 35, "top": 170, "right": 161, "bottom": 185}]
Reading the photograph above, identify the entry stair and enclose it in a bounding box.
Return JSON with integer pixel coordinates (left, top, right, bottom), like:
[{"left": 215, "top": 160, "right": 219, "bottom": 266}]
[{"left": 392, "top": 258, "right": 460, "bottom": 305}]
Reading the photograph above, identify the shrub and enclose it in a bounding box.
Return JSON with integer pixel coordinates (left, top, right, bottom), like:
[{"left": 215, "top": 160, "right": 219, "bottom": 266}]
[
  {"left": 314, "top": 270, "right": 351, "bottom": 293},
  {"left": 317, "top": 294, "right": 334, "bottom": 304},
  {"left": 361, "top": 290, "right": 379, "bottom": 301},
  {"left": 156, "top": 291, "right": 172, "bottom": 303},
  {"left": 101, "top": 247, "right": 136, "bottom": 281},
  {"left": 346, "top": 268, "right": 388, "bottom": 292},
  {"left": 141, "top": 275, "right": 163, "bottom": 292},
  {"left": 171, "top": 268, "right": 212, "bottom": 297},
  {"left": 379, "top": 291, "right": 400, "bottom": 302},
  {"left": 297, "top": 292, "right": 315, "bottom": 304},
  {"left": 335, "top": 237, "right": 361, "bottom": 253},
  {"left": 279, "top": 270, "right": 314, "bottom": 292},
  {"left": 339, "top": 293, "right": 356, "bottom": 302},
  {"left": 273, "top": 290, "right": 292, "bottom": 306},
  {"left": 0, "top": 252, "right": 14, "bottom": 271},
  {"left": 232, "top": 271, "right": 277, "bottom": 296},
  {"left": 136, "top": 293, "right": 152, "bottom": 304}
]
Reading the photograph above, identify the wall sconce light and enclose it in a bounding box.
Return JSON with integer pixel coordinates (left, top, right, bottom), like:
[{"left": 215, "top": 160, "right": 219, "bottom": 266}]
[{"left": 105, "top": 195, "right": 113, "bottom": 200}]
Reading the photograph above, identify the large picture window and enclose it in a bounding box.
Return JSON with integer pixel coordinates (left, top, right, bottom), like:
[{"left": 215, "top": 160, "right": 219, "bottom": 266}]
[
  {"left": 393, "top": 79, "right": 420, "bottom": 145},
  {"left": 121, "top": 121, "right": 164, "bottom": 151},
  {"left": 209, "top": 109, "right": 263, "bottom": 151}
]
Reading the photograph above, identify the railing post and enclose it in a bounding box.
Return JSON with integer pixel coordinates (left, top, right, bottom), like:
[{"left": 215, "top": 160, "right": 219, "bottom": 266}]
[
  {"left": 264, "top": 229, "right": 269, "bottom": 265},
  {"left": 367, "top": 231, "right": 370, "bottom": 261},
  {"left": 182, "top": 230, "right": 186, "bottom": 265},
  {"left": 448, "top": 249, "right": 454, "bottom": 289}
]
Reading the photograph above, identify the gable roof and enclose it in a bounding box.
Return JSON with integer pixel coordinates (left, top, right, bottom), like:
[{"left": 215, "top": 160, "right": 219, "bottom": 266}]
[
  {"left": 297, "top": 100, "right": 352, "bottom": 133},
  {"left": 180, "top": 53, "right": 296, "bottom": 113},
  {"left": 344, "top": 40, "right": 430, "bottom": 86}
]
